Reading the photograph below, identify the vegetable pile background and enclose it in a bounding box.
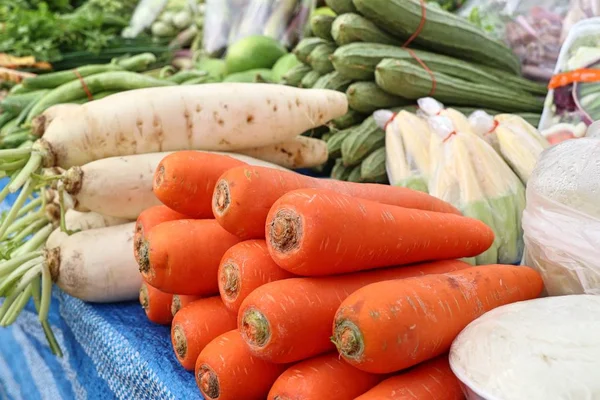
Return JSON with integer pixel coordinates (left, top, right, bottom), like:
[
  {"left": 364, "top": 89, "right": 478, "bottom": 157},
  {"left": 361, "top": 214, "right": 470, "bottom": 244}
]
[{"left": 1, "top": 0, "right": 600, "bottom": 399}]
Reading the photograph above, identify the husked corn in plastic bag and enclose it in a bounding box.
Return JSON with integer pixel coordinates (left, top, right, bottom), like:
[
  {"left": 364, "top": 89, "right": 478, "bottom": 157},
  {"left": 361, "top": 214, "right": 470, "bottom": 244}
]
[
  {"left": 469, "top": 111, "right": 550, "bottom": 184},
  {"left": 374, "top": 109, "right": 431, "bottom": 192},
  {"left": 417, "top": 97, "right": 475, "bottom": 135},
  {"left": 523, "top": 138, "right": 600, "bottom": 296},
  {"left": 428, "top": 116, "right": 526, "bottom": 265}
]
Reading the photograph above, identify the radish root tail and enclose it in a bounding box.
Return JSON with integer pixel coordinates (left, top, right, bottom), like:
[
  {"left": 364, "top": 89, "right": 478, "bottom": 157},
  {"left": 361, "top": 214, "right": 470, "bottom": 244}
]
[
  {"left": 333, "top": 319, "right": 365, "bottom": 360},
  {"left": 220, "top": 262, "right": 239, "bottom": 300},
  {"left": 212, "top": 180, "right": 230, "bottom": 216},
  {"left": 173, "top": 324, "right": 187, "bottom": 359},
  {"left": 197, "top": 364, "right": 220, "bottom": 399},
  {"left": 268, "top": 209, "right": 302, "bottom": 253},
  {"left": 240, "top": 308, "right": 271, "bottom": 347}
]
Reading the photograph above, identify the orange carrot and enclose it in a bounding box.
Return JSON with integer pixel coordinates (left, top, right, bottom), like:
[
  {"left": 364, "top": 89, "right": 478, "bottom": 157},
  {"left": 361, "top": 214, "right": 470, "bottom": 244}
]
[
  {"left": 134, "top": 205, "right": 188, "bottom": 262},
  {"left": 268, "top": 352, "right": 385, "bottom": 400},
  {"left": 171, "top": 296, "right": 237, "bottom": 370},
  {"left": 138, "top": 219, "right": 242, "bottom": 295},
  {"left": 171, "top": 294, "right": 203, "bottom": 317},
  {"left": 139, "top": 282, "right": 173, "bottom": 325},
  {"left": 212, "top": 166, "right": 461, "bottom": 239},
  {"left": 153, "top": 151, "right": 247, "bottom": 218},
  {"left": 266, "top": 188, "right": 494, "bottom": 276},
  {"left": 333, "top": 265, "right": 544, "bottom": 374},
  {"left": 195, "top": 330, "right": 289, "bottom": 400},
  {"left": 218, "top": 240, "right": 295, "bottom": 314},
  {"left": 355, "top": 356, "right": 463, "bottom": 400},
  {"left": 238, "top": 260, "right": 470, "bottom": 364}
]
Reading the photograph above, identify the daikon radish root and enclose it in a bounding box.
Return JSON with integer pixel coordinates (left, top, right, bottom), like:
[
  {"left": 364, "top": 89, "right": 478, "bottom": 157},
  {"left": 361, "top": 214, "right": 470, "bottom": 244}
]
[
  {"left": 266, "top": 188, "right": 494, "bottom": 276},
  {"left": 153, "top": 152, "right": 247, "bottom": 218},
  {"left": 355, "top": 356, "right": 463, "bottom": 400},
  {"left": 31, "top": 103, "right": 80, "bottom": 137},
  {"left": 171, "top": 294, "right": 203, "bottom": 316},
  {"left": 171, "top": 296, "right": 237, "bottom": 370},
  {"left": 213, "top": 166, "right": 461, "bottom": 239},
  {"left": 238, "top": 260, "right": 470, "bottom": 364},
  {"left": 62, "top": 152, "right": 285, "bottom": 220},
  {"left": 140, "top": 282, "right": 173, "bottom": 325},
  {"left": 195, "top": 330, "right": 289, "bottom": 400},
  {"left": 268, "top": 352, "right": 385, "bottom": 400},
  {"left": 218, "top": 240, "right": 295, "bottom": 314},
  {"left": 138, "top": 219, "right": 241, "bottom": 295},
  {"left": 332, "top": 265, "right": 544, "bottom": 373},
  {"left": 134, "top": 206, "right": 188, "bottom": 262},
  {"left": 238, "top": 136, "right": 328, "bottom": 169}
]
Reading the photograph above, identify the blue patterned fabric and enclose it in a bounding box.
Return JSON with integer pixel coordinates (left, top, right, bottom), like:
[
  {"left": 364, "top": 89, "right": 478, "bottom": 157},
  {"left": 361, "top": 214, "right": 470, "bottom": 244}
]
[{"left": 0, "top": 178, "right": 201, "bottom": 400}]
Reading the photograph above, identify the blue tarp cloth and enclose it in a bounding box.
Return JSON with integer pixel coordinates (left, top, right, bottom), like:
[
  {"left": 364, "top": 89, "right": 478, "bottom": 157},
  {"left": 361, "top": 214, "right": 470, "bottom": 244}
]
[{"left": 0, "top": 179, "right": 201, "bottom": 400}]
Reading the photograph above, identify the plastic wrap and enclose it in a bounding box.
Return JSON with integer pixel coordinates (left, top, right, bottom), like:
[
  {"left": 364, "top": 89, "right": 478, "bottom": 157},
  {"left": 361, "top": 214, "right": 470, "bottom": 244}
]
[
  {"left": 469, "top": 111, "right": 549, "bottom": 184},
  {"left": 417, "top": 97, "right": 474, "bottom": 134},
  {"left": 522, "top": 137, "right": 600, "bottom": 296},
  {"left": 538, "top": 18, "right": 600, "bottom": 142},
  {"left": 373, "top": 109, "right": 431, "bottom": 192},
  {"left": 427, "top": 116, "right": 526, "bottom": 265},
  {"left": 203, "top": 0, "right": 314, "bottom": 56}
]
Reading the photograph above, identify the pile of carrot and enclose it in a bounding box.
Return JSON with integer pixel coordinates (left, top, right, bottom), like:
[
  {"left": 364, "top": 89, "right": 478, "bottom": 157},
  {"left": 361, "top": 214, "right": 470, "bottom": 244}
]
[{"left": 134, "top": 151, "right": 545, "bottom": 400}]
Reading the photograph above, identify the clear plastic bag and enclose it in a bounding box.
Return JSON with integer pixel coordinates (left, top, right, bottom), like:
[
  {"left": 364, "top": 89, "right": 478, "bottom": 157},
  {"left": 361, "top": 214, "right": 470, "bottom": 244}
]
[
  {"left": 417, "top": 97, "right": 474, "bottom": 134},
  {"left": 428, "top": 116, "right": 526, "bottom": 265},
  {"left": 374, "top": 109, "right": 431, "bottom": 192},
  {"left": 203, "top": 0, "right": 314, "bottom": 56},
  {"left": 522, "top": 138, "right": 600, "bottom": 295}
]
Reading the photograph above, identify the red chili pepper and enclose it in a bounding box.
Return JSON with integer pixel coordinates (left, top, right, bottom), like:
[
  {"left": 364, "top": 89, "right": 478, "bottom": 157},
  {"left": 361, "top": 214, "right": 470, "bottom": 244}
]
[{"left": 549, "top": 69, "right": 600, "bottom": 90}]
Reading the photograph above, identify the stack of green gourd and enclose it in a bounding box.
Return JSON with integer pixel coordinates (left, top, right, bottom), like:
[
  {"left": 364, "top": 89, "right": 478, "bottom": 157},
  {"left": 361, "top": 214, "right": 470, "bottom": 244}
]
[{"left": 278, "top": 0, "right": 547, "bottom": 183}]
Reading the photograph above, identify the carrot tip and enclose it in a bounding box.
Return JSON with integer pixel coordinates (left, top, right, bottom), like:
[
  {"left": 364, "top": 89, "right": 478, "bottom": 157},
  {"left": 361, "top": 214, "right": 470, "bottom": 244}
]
[
  {"left": 137, "top": 240, "right": 151, "bottom": 274},
  {"left": 268, "top": 209, "right": 302, "bottom": 254},
  {"left": 63, "top": 166, "right": 83, "bottom": 195},
  {"left": 171, "top": 295, "right": 181, "bottom": 317},
  {"left": 220, "top": 262, "right": 240, "bottom": 301},
  {"left": 197, "top": 364, "right": 220, "bottom": 399},
  {"left": 172, "top": 324, "right": 187, "bottom": 360},
  {"left": 153, "top": 164, "right": 165, "bottom": 190},
  {"left": 333, "top": 319, "right": 364, "bottom": 360},
  {"left": 240, "top": 308, "right": 270, "bottom": 348},
  {"left": 212, "top": 180, "right": 230, "bottom": 216},
  {"left": 139, "top": 284, "right": 149, "bottom": 311}
]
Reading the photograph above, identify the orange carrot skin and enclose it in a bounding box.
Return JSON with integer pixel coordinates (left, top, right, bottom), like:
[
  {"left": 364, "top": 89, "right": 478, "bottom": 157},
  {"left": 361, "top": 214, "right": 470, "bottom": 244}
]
[
  {"left": 213, "top": 166, "right": 461, "bottom": 239},
  {"left": 171, "top": 294, "right": 203, "bottom": 317},
  {"left": 355, "top": 356, "right": 463, "bottom": 400},
  {"left": 268, "top": 352, "right": 385, "bottom": 400},
  {"left": 153, "top": 151, "right": 246, "bottom": 218},
  {"left": 141, "top": 219, "right": 242, "bottom": 295},
  {"left": 170, "top": 296, "right": 237, "bottom": 371},
  {"left": 139, "top": 282, "right": 173, "bottom": 325},
  {"left": 238, "top": 260, "right": 471, "bottom": 364},
  {"left": 333, "top": 265, "right": 544, "bottom": 374},
  {"left": 195, "top": 330, "right": 289, "bottom": 400},
  {"left": 218, "top": 240, "right": 295, "bottom": 314},
  {"left": 134, "top": 205, "right": 188, "bottom": 261},
  {"left": 266, "top": 189, "right": 494, "bottom": 276}
]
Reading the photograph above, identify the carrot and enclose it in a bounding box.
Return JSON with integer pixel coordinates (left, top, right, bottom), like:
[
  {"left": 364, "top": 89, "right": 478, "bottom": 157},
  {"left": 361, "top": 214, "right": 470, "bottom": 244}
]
[
  {"left": 265, "top": 188, "right": 494, "bottom": 276},
  {"left": 213, "top": 166, "right": 462, "bottom": 239},
  {"left": 238, "top": 260, "right": 471, "bottom": 364},
  {"left": 153, "top": 151, "right": 247, "bottom": 218},
  {"left": 171, "top": 294, "right": 203, "bottom": 317},
  {"left": 195, "top": 329, "right": 289, "bottom": 400},
  {"left": 355, "top": 356, "right": 463, "bottom": 400},
  {"left": 171, "top": 296, "right": 237, "bottom": 370},
  {"left": 133, "top": 205, "right": 188, "bottom": 263},
  {"left": 268, "top": 352, "right": 385, "bottom": 400},
  {"left": 139, "top": 282, "right": 173, "bottom": 325},
  {"left": 138, "top": 219, "right": 242, "bottom": 295},
  {"left": 332, "top": 265, "right": 544, "bottom": 374},
  {"left": 218, "top": 240, "right": 295, "bottom": 314}
]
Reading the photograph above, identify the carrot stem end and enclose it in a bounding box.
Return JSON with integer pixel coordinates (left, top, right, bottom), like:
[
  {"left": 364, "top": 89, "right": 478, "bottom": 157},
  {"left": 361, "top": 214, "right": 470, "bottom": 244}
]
[
  {"left": 241, "top": 308, "right": 270, "bottom": 347},
  {"left": 268, "top": 209, "right": 302, "bottom": 253},
  {"left": 333, "top": 320, "right": 365, "bottom": 360},
  {"left": 197, "top": 365, "right": 220, "bottom": 400}
]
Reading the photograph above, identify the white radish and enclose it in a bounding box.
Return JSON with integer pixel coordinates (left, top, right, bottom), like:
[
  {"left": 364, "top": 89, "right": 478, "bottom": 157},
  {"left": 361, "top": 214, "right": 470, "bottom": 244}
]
[
  {"left": 31, "top": 103, "right": 80, "bottom": 137},
  {"left": 238, "top": 136, "right": 328, "bottom": 169},
  {"left": 34, "top": 83, "right": 347, "bottom": 169},
  {"left": 60, "top": 151, "right": 288, "bottom": 219},
  {"left": 46, "top": 210, "right": 131, "bottom": 249},
  {"left": 45, "top": 222, "right": 140, "bottom": 302}
]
